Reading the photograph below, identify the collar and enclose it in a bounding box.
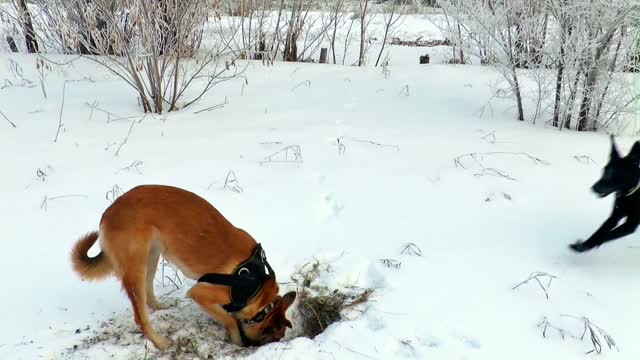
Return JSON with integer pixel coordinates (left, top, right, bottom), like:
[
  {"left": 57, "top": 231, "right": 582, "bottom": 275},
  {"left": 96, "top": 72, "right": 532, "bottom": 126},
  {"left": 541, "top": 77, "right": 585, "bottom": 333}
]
[
  {"left": 236, "top": 318, "right": 258, "bottom": 347},
  {"left": 197, "top": 243, "right": 275, "bottom": 313}
]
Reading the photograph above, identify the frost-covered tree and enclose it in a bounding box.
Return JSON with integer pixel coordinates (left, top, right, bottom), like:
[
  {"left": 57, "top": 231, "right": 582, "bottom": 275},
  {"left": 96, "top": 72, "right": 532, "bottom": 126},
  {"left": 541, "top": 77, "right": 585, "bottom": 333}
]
[{"left": 436, "top": 0, "right": 640, "bottom": 131}]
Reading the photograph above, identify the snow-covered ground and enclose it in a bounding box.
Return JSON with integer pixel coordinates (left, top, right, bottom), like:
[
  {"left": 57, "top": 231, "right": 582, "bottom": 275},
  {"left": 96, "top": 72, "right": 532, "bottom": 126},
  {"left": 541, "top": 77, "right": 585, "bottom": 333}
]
[{"left": 2, "top": 12, "right": 640, "bottom": 360}]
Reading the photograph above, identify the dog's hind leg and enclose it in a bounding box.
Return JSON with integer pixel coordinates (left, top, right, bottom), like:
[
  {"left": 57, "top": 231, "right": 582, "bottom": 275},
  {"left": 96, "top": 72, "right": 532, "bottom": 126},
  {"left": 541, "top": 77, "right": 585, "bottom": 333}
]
[
  {"left": 123, "top": 269, "right": 172, "bottom": 350},
  {"left": 145, "top": 244, "right": 168, "bottom": 311}
]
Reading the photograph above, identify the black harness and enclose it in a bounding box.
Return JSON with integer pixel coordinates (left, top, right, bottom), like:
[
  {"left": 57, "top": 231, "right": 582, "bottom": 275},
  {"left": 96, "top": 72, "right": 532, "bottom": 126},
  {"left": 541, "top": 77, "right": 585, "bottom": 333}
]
[{"left": 197, "top": 243, "right": 275, "bottom": 313}]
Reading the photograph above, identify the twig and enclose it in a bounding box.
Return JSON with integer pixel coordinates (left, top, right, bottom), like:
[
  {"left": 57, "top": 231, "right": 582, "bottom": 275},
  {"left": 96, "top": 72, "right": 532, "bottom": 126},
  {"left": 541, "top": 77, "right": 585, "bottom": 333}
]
[
  {"left": 84, "top": 102, "right": 137, "bottom": 123},
  {"left": 115, "top": 115, "right": 146, "bottom": 156},
  {"left": 105, "top": 185, "right": 124, "bottom": 203},
  {"left": 54, "top": 82, "right": 66, "bottom": 142},
  {"left": 560, "top": 315, "right": 619, "bottom": 354},
  {"left": 291, "top": 80, "right": 311, "bottom": 93},
  {"left": 337, "top": 137, "right": 346, "bottom": 156},
  {"left": 480, "top": 131, "right": 497, "bottom": 144},
  {"left": 116, "top": 160, "right": 144, "bottom": 174},
  {"left": 0, "top": 110, "right": 16, "bottom": 128},
  {"left": 574, "top": 155, "right": 597, "bottom": 165},
  {"left": 513, "top": 272, "right": 558, "bottom": 300},
  {"left": 351, "top": 138, "right": 400, "bottom": 151},
  {"left": 454, "top": 152, "right": 550, "bottom": 169},
  {"left": 223, "top": 170, "right": 243, "bottom": 193},
  {"left": 260, "top": 145, "right": 303, "bottom": 164},
  {"left": 40, "top": 194, "right": 88, "bottom": 211},
  {"left": 193, "top": 97, "right": 229, "bottom": 114},
  {"left": 379, "top": 259, "right": 401, "bottom": 269},
  {"left": 401, "top": 243, "right": 422, "bottom": 256},
  {"left": 537, "top": 317, "right": 573, "bottom": 340},
  {"left": 474, "top": 168, "right": 518, "bottom": 181}
]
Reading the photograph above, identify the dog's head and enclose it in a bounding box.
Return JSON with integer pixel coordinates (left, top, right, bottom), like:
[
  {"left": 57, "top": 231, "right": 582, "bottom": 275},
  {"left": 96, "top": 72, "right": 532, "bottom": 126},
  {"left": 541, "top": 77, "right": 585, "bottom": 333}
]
[
  {"left": 236, "top": 286, "right": 297, "bottom": 346},
  {"left": 232, "top": 277, "right": 296, "bottom": 346},
  {"left": 592, "top": 136, "right": 640, "bottom": 198}
]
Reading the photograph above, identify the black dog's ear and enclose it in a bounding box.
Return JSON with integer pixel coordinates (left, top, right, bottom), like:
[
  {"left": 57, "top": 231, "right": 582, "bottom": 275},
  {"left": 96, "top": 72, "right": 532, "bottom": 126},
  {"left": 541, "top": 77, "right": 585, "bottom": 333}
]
[
  {"left": 610, "top": 135, "right": 620, "bottom": 160},
  {"left": 627, "top": 141, "right": 640, "bottom": 163}
]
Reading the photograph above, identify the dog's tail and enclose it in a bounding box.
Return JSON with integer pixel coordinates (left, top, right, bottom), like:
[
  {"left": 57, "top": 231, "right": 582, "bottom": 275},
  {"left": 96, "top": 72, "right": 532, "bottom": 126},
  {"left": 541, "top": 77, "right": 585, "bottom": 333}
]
[{"left": 71, "top": 231, "right": 113, "bottom": 281}]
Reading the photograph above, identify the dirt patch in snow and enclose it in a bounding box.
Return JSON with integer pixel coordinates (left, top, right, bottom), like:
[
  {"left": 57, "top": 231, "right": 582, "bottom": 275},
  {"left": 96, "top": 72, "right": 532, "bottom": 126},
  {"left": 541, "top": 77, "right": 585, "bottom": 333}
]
[{"left": 68, "top": 295, "right": 255, "bottom": 360}]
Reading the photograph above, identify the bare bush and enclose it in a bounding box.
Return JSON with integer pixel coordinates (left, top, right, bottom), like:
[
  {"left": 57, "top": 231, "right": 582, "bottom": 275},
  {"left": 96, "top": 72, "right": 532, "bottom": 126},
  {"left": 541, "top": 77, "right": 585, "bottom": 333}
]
[{"left": 35, "top": 0, "right": 243, "bottom": 114}]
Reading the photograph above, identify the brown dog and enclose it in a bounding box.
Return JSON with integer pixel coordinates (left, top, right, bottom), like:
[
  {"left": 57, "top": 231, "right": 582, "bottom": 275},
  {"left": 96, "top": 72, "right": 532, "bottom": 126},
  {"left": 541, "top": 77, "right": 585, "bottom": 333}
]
[{"left": 71, "top": 184, "right": 295, "bottom": 350}]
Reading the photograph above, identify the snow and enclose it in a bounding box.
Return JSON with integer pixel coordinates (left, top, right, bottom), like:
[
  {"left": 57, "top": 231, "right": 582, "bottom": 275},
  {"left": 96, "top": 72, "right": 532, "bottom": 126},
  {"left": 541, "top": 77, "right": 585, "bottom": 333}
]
[{"left": 1, "top": 12, "right": 640, "bottom": 360}]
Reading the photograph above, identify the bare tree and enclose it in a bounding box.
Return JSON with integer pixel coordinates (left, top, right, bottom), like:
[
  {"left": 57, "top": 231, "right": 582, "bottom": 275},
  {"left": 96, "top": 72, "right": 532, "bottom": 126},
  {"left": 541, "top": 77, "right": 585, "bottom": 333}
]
[
  {"left": 437, "top": 0, "right": 527, "bottom": 121},
  {"left": 375, "top": 0, "right": 406, "bottom": 67},
  {"left": 16, "top": 0, "right": 38, "bottom": 52},
  {"left": 356, "top": 0, "right": 372, "bottom": 66}
]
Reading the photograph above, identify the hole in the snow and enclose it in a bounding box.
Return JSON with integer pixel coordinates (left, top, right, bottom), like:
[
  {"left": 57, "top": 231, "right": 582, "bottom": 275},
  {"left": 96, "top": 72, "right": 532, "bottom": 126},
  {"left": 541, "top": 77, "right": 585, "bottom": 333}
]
[{"left": 285, "top": 260, "right": 375, "bottom": 340}]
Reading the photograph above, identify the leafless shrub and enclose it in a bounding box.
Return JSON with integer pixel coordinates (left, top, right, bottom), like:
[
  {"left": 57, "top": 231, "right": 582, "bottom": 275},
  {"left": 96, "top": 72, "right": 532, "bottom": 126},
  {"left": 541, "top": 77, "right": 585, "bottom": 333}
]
[
  {"left": 513, "top": 271, "right": 558, "bottom": 300},
  {"left": 35, "top": 0, "right": 244, "bottom": 114}
]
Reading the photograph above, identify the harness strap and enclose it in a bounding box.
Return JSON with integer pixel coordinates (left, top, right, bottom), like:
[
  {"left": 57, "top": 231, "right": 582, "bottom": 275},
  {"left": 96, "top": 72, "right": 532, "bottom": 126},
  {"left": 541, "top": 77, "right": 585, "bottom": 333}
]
[{"left": 197, "top": 243, "right": 274, "bottom": 313}]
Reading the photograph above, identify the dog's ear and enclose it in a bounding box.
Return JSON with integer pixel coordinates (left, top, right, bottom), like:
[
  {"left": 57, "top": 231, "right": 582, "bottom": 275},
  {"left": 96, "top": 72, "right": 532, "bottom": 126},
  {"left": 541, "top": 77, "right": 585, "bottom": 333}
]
[
  {"left": 610, "top": 135, "right": 621, "bottom": 160},
  {"left": 627, "top": 141, "right": 640, "bottom": 163}
]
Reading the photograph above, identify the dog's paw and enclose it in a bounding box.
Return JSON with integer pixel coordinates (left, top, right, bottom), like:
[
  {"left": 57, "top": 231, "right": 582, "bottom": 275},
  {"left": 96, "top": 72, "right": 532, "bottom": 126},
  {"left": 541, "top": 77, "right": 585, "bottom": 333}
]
[
  {"left": 152, "top": 336, "right": 173, "bottom": 351},
  {"left": 149, "top": 301, "right": 170, "bottom": 312},
  {"left": 569, "top": 240, "right": 592, "bottom": 253}
]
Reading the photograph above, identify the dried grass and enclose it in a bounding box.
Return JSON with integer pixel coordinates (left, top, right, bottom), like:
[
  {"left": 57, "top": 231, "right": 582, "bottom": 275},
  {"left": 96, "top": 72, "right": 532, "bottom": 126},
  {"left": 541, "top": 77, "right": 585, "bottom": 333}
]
[{"left": 290, "top": 260, "right": 374, "bottom": 339}]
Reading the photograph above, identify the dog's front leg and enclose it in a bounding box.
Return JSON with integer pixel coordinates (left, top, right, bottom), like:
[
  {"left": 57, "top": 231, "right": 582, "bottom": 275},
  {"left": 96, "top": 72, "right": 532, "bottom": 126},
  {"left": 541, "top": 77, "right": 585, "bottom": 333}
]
[
  {"left": 187, "top": 283, "right": 243, "bottom": 346},
  {"left": 570, "top": 209, "right": 624, "bottom": 252},
  {"left": 592, "top": 216, "right": 640, "bottom": 247}
]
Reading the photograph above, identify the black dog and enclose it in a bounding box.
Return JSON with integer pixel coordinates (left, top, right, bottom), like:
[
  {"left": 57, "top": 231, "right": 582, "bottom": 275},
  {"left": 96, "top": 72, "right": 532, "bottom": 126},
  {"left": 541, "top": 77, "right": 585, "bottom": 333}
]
[{"left": 570, "top": 136, "right": 640, "bottom": 252}]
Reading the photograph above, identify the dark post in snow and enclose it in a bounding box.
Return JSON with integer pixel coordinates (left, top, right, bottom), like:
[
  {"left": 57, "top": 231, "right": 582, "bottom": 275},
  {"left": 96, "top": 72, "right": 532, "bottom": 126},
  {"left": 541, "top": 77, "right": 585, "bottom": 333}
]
[
  {"left": 18, "top": 0, "right": 39, "bottom": 53},
  {"left": 6, "top": 36, "right": 19, "bottom": 52},
  {"left": 319, "top": 48, "right": 328, "bottom": 64}
]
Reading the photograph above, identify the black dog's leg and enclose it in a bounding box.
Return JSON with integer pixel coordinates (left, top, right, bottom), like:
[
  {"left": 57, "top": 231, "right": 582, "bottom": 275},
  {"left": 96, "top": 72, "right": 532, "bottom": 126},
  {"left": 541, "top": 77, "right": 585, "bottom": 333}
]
[{"left": 570, "top": 210, "right": 625, "bottom": 252}]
